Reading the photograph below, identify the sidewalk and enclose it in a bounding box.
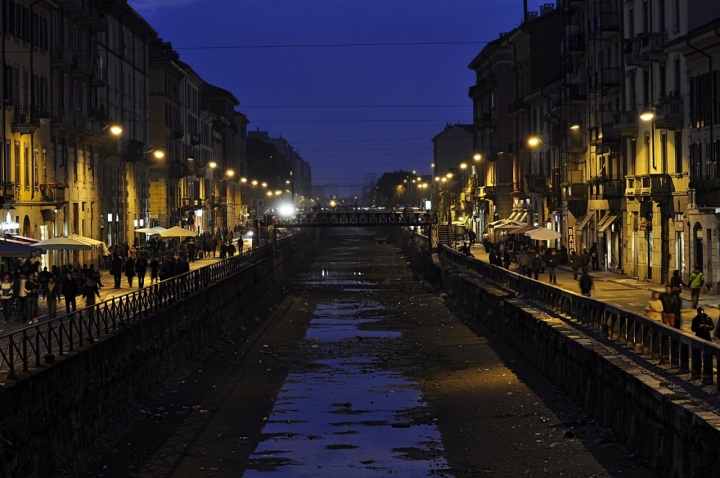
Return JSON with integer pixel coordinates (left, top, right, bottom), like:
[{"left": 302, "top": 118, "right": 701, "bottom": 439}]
[
  {"left": 469, "top": 245, "right": 718, "bottom": 335},
  {"left": 0, "top": 255, "right": 225, "bottom": 336}
]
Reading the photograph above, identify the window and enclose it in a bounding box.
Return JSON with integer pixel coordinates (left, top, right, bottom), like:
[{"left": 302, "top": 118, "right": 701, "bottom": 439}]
[
  {"left": 23, "top": 144, "right": 29, "bottom": 189},
  {"left": 628, "top": 6, "right": 635, "bottom": 37},
  {"left": 661, "top": 131, "right": 668, "bottom": 172},
  {"left": 642, "top": 1, "right": 649, "bottom": 33},
  {"left": 659, "top": 64, "right": 666, "bottom": 97},
  {"left": 690, "top": 73, "right": 712, "bottom": 129},
  {"left": 674, "top": 131, "right": 682, "bottom": 173},
  {"left": 658, "top": 0, "right": 665, "bottom": 32},
  {"left": 673, "top": 57, "right": 680, "bottom": 94},
  {"left": 14, "top": 142, "right": 19, "bottom": 186},
  {"left": 643, "top": 69, "right": 650, "bottom": 107},
  {"left": 33, "top": 149, "right": 38, "bottom": 189},
  {"left": 673, "top": 0, "right": 680, "bottom": 31}
]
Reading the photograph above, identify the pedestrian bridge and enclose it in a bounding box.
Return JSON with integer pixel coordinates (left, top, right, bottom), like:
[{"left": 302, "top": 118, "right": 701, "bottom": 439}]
[{"left": 265, "top": 211, "right": 437, "bottom": 228}]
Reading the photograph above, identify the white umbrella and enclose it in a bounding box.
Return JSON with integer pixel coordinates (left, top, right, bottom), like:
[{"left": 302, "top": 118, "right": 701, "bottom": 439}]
[
  {"left": 159, "top": 226, "right": 196, "bottom": 238},
  {"left": 32, "top": 236, "right": 94, "bottom": 251},
  {"left": 525, "top": 228, "right": 562, "bottom": 240},
  {"left": 68, "top": 234, "right": 111, "bottom": 256},
  {"left": 134, "top": 227, "right": 162, "bottom": 235}
]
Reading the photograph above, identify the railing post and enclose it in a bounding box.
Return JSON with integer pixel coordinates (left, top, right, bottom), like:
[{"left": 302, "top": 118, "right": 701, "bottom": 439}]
[
  {"left": 702, "top": 350, "right": 714, "bottom": 384},
  {"left": 679, "top": 339, "right": 689, "bottom": 372}
]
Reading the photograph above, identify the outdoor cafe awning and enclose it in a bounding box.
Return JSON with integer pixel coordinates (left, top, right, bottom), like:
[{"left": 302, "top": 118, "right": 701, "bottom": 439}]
[{"left": 598, "top": 212, "right": 620, "bottom": 234}]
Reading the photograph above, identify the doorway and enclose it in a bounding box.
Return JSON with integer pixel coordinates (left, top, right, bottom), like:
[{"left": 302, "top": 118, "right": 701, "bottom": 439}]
[{"left": 694, "top": 222, "right": 703, "bottom": 270}]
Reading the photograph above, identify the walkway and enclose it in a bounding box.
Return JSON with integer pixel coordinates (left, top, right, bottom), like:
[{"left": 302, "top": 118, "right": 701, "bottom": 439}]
[{"left": 470, "top": 245, "right": 720, "bottom": 335}]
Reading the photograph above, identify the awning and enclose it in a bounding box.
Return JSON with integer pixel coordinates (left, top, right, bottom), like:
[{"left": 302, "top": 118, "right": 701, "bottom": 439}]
[
  {"left": 598, "top": 213, "right": 620, "bottom": 233},
  {"left": 508, "top": 212, "right": 520, "bottom": 220},
  {"left": 575, "top": 212, "right": 593, "bottom": 231},
  {"left": 518, "top": 212, "right": 528, "bottom": 223}
]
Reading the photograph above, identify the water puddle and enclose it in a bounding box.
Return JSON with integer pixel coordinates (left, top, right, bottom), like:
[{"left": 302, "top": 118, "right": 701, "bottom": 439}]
[{"left": 244, "top": 300, "right": 452, "bottom": 477}]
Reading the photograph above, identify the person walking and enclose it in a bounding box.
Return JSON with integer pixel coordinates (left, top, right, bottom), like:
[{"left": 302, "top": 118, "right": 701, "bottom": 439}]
[
  {"left": 659, "top": 285, "right": 678, "bottom": 328},
  {"left": 45, "top": 275, "right": 61, "bottom": 320},
  {"left": 691, "top": 307, "right": 714, "bottom": 341},
  {"left": 124, "top": 257, "right": 136, "bottom": 287},
  {"left": 670, "top": 269, "right": 686, "bottom": 293},
  {"left": 62, "top": 271, "right": 79, "bottom": 314},
  {"left": 14, "top": 272, "right": 28, "bottom": 323},
  {"left": 689, "top": 265, "right": 704, "bottom": 309},
  {"left": 579, "top": 271, "right": 593, "bottom": 297},
  {"left": 580, "top": 249, "right": 591, "bottom": 274},
  {"left": 150, "top": 258, "right": 160, "bottom": 284},
  {"left": 546, "top": 250, "right": 558, "bottom": 284},
  {"left": 518, "top": 248, "right": 531, "bottom": 277},
  {"left": 590, "top": 242, "right": 599, "bottom": 270},
  {"left": 645, "top": 291, "right": 663, "bottom": 321},
  {"left": 24, "top": 273, "right": 39, "bottom": 324},
  {"left": 111, "top": 253, "right": 123, "bottom": 288},
  {"left": 0, "top": 273, "right": 14, "bottom": 323},
  {"left": 135, "top": 256, "right": 148, "bottom": 288},
  {"left": 569, "top": 250, "right": 581, "bottom": 280},
  {"left": 81, "top": 276, "right": 101, "bottom": 319},
  {"left": 531, "top": 253, "right": 542, "bottom": 280}
]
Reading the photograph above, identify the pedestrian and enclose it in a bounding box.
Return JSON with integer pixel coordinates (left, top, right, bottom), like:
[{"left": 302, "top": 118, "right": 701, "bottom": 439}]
[
  {"left": 590, "top": 242, "right": 599, "bottom": 270},
  {"left": 135, "top": 255, "right": 148, "bottom": 288},
  {"left": 659, "top": 285, "right": 678, "bottom": 328},
  {"left": 0, "top": 273, "right": 14, "bottom": 323},
  {"left": 45, "top": 276, "right": 61, "bottom": 320},
  {"left": 546, "top": 250, "right": 558, "bottom": 284},
  {"left": 150, "top": 258, "right": 160, "bottom": 284},
  {"left": 14, "top": 272, "right": 28, "bottom": 322},
  {"left": 124, "top": 257, "right": 136, "bottom": 287},
  {"left": 531, "top": 253, "right": 542, "bottom": 280},
  {"left": 62, "top": 271, "right": 79, "bottom": 314},
  {"left": 569, "top": 250, "right": 581, "bottom": 280},
  {"left": 670, "top": 269, "right": 686, "bottom": 294},
  {"left": 489, "top": 248, "right": 499, "bottom": 267},
  {"left": 518, "top": 248, "right": 530, "bottom": 277},
  {"left": 579, "top": 271, "right": 593, "bottom": 297},
  {"left": 671, "top": 286, "right": 683, "bottom": 329},
  {"left": 187, "top": 239, "right": 196, "bottom": 262},
  {"left": 580, "top": 249, "right": 591, "bottom": 273},
  {"left": 691, "top": 307, "right": 714, "bottom": 341},
  {"left": 111, "top": 253, "right": 123, "bottom": 288},
  {"left": 644, "top": 291, "right": 663, "bottom": 321},
  {"left": 81, "top": 276, "right": 101, "bottom": 318},
  {"left": 689, "top": 264, "right": 704, "bottom": 309},
  {"left": 24, "top": 272, "right": 39, "bottom": 324}
]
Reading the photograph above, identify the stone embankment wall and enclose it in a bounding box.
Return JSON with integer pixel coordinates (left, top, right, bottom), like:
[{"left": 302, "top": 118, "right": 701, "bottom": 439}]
[
  {"left": 400, "top": 235, "right": 720, "bottom": 478},
  {"left": 0, "top": 232, "right": 318, "bottom": 478}
]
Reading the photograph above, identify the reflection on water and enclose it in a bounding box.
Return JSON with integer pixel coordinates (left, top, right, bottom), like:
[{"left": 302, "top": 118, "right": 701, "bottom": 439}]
[{"left": 244, "top": 301, "right": 451, "bottom": 477}]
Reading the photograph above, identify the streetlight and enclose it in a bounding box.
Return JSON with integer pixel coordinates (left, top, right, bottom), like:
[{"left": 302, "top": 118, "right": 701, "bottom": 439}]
[
  {"left": 109, "top": 125, "right": 123, "bottom": 136},
  {"left": 473, "top": 153, "right": 482, "bottom": 161},
  {"left": 639, "top": 107, "right": 655, "bottom": 122},
  {"left": 527, "top": 136, "right": 542, "bottom": 147}
]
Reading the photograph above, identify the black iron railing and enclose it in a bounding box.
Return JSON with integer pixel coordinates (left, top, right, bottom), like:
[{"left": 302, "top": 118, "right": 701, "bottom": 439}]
[
  {"left": 0, "top": 232, "right": 306, "bottom": 378},
  {"left": 434, "top": 241, "right": 720, "bottom": 390}
]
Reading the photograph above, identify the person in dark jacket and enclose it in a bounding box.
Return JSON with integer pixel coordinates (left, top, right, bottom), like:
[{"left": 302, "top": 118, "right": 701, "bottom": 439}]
[
  {"left": 150, "top": 258, "right": 160, "bottom": 284},
  {"left": 24, "top": 273, "right": 40, "bottom": 323},
  {"left": 670, "top": 270, "right": 686, "bottom": 296},
  {"left": 569, "top": 250, "right": 581, "bottom": 280},
  {"left": 124, "top": 257, "right": 136, "bottom": 287},
  {"left": 546, "top": 250, "right": 558, "bottom": 284},
  {"left": 62, "top": 272, "right": 79, "bottom": 314},
  {"left": 135, "top": 256, "right": 148, "bottom": 288},
  {"left": 659, "top": 285, "right": 678, "bottom": 328},
  {"left": 579, "top": 271, "right": 593, "bottom": 297},
  {"left": 691, "top": 307, "right": 714, "bottom": 341},
  {"left": 110, "top": 253, "right": 123, "bottom": 288},
  {"left": 45, "top": 276, "right": 61, "bottom": 320},
  {"left": 580, "top": 249, "right": 591, "bottom": 273},
  {"left": 590, "top": 242, "right": 599, "bottom": 270},
  {"left": 531, "top": 253, "right": 542, "bottom": 280}
]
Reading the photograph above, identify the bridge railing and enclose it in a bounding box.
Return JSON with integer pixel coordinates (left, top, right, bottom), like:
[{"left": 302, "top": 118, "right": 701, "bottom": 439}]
[
  {"left": 0, "top": 232, "right": 305, "bottom": 379},
  {"left": 438, "top": 244, "right": 720, "bottom": 390}
]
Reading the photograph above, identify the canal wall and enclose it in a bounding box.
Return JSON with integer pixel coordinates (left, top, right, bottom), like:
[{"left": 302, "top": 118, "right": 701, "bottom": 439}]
[
  {"left": 399, "top": 235, "right": 720, "bottom": 478},
  {"left": 0, "top": 231, "right": 319, "bottom": 478}
]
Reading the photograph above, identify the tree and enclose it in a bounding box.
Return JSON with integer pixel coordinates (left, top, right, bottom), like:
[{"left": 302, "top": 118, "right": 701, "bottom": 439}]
[{"left": 372, "top": 170, "right": 415, "bottom": 208}]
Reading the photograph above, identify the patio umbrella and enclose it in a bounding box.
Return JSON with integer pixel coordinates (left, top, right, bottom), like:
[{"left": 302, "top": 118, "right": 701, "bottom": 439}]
[
  {"left": 0, "top": 240, "right": 44, "bottom": 258},
  {"left": 134, "top": 227, "right": 161, "bottom": 234},
  {"left": 152, "top": 226, "right": 167, "bottom": 233},
  {"left": 508, "top": 225, "right": 540, "bottom": 235},
  {"left": 32, "top": 236, "right": 94, "bottom": 251},
  {"left": 525, "top": 228, "right": 562, "bottom": 240},
  {"left": 159, "top": 226, "right": 196, "bottom": 238},
  {"left": 68, "top": 234, "right": 111, "bottom": 256}
]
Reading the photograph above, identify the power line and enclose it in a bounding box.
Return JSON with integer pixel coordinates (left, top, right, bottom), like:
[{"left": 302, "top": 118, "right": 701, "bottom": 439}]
[{"left": 240, "top": 104, "right": 469, "bottom": 109}]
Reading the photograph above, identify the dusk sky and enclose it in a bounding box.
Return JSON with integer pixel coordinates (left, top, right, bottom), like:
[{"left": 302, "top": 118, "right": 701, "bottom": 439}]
[{"left": 129, "top": 0, "right": 525, "bottom": 198}]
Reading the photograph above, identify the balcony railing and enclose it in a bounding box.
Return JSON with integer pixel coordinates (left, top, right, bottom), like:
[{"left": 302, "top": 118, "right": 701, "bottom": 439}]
[
  {"left": 612, "top": 111, "right": 638, "bottom": 137},
  {"left": 589, "top": 12, "right": 620, "bottom": 36},
  {"left": 477, "top": 186, "right": 496, "bottom": 198},
  {"left": 1, "top": 182, "right": 16, "bottom": 203},
  {"left": 590, "top": 68, "right": 621, "bottom": 90},
  {"left": 602, "top": 180, "right": 623, "bottom": 198},
  {"left": 654, "top": 96, "right": 683, "bottom": 130},
  {"left": 694, "top": 189, "right": 720, "bottom": 208},
  {"left": 526, "top": 175, "right": 547, "bottom": 192},
  {"left": 41, "top": 186, "right": 67, "bottom": 203},
  {"left": 626, "top": 174, "right": 672, "bottom": 197},
  {"left": 561, "top": 34, "right": 586, "bottom": 55},
  {"left": 11, "top": 106, "right": 41, "bottom": 134},
  {"left": 638, "top": 32, "right": 667, "bottom": 61}
]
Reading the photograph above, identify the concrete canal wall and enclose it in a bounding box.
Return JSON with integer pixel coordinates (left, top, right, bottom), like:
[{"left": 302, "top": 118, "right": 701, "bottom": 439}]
[
  {"left": 0, "top": 232, "right": 318, "bottom": 478},
  {"left": 401, "top": 235, "right": 720, "bottom": 478}
]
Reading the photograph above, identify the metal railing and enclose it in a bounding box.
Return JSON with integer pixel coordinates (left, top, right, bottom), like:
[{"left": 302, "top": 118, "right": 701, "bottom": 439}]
[
  {"left": 0, "top": 232, "right": 306, "bottom": 378},
  {"left": 435, "top": 242, "right": 720, "bottom": 390}
]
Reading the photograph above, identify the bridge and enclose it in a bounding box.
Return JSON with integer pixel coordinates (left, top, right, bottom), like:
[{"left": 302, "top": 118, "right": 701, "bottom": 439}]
[{"left": 265, "top": 210, "right": 438, "bottom": 227}]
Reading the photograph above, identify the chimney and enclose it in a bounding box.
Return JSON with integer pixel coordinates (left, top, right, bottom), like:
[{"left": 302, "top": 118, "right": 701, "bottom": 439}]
[
  {"left": 527, "top": 11, "right": 538, "bottom": 21},
  {"left": 540, "top": 3, "right": 555, "bottom": 15}
]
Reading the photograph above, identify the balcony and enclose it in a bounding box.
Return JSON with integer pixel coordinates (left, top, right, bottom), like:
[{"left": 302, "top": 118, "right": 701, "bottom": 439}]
[
  {"left": 563, "top": 183, "right": 587, "bottom": 201},
  {"left": 589, "top": 2, "right": 619, "bottom": 37},
  {"left": 694, "top": 188, "right": 720, "bottom": 208},
  {"left": 209, "top": 196, "right": 228, "bottom": 207},
  {"left": 563, "top": 136, "right": 587, "bottom": 154},
  {"left": 71, "top": 55, "right": 91, "bottom": 77},
  {"left": 527, "top": 175, "right": 547, "bottom": 192},
  {"left": 91, "top": 66, "right": 108, "bottom": 87},
  {"left": 40, "top": 185, "right": 67, "bottom": 204},
  {"left": 612, "top": 111, "right": 638, "bottom": 137},
  {"left": 623, "top": 38, "right": 643, "bottom": 66},
  {"left": 654, "top": 96, "right": 683, "bottom": 130},
  {"left": 602, "top": 180, "right": 623, "bottom": 198},
  {"left": 477, "top": 186, "right": 496, "bottom": 198},
  {"left": 168, "top": 163, "right": 188, "bottom": 178},
  {"left": 11, "top": 106, "right": 41, "bottom": 134},
  {"left": 51, "top": 49, "right": 73, "bottom": 69},
  {"left": 1, "top": 182, "right": 16, "bottom": 205},
  {"left": 507, "top": 98, "right": 527, "bottom": 115},
  {"left": 626, "top": 174, "right": 672, "bottom": 197},
  {"left": 590, "top": 68, "right": 621, "bottom": 90},
  {"left": 561, "top": 34, "right": 586, "bottom": 56},
  {"left": 181, "top": 197, "right": 205, "bottom": 211},
  {"left": 638, "top": 32, "right": 667, "bottom": 62},
  {"left": 122, "top": 139, "right": 145, "bottom": 163},
  {"left": 563, "top": 83, "right": 587, "bottom": 103}
]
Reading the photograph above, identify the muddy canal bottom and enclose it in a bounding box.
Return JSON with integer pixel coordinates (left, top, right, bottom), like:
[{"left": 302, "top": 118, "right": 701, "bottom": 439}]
[{"left": 244, "top": 297, "right": 451, "bottom": 477}]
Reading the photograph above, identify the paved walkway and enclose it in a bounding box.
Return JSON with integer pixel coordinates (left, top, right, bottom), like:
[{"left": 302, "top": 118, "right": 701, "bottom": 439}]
[{"left": 469, "top": 245, "right": 720, "bottom": 335}]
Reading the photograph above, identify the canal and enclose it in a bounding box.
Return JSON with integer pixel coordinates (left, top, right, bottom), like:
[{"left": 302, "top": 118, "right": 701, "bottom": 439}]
[{"left": 66, "top": 229, "right": 656, "bottom": 477}]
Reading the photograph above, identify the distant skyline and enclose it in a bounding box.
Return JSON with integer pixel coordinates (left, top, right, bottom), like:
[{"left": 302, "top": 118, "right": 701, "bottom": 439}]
[{"left": 130, "top": 0, "right": 526, "bottom": 197}]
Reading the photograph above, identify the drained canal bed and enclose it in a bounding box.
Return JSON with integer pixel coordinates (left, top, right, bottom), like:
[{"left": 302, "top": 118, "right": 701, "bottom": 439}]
[{"left": 245, "top": 300, "right": 451, "bottom": 477}]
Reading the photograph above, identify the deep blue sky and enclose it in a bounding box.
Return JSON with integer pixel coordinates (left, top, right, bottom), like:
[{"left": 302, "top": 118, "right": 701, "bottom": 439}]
[{"left": 130, "top": 0, "right": 525, "bottom": 197}]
